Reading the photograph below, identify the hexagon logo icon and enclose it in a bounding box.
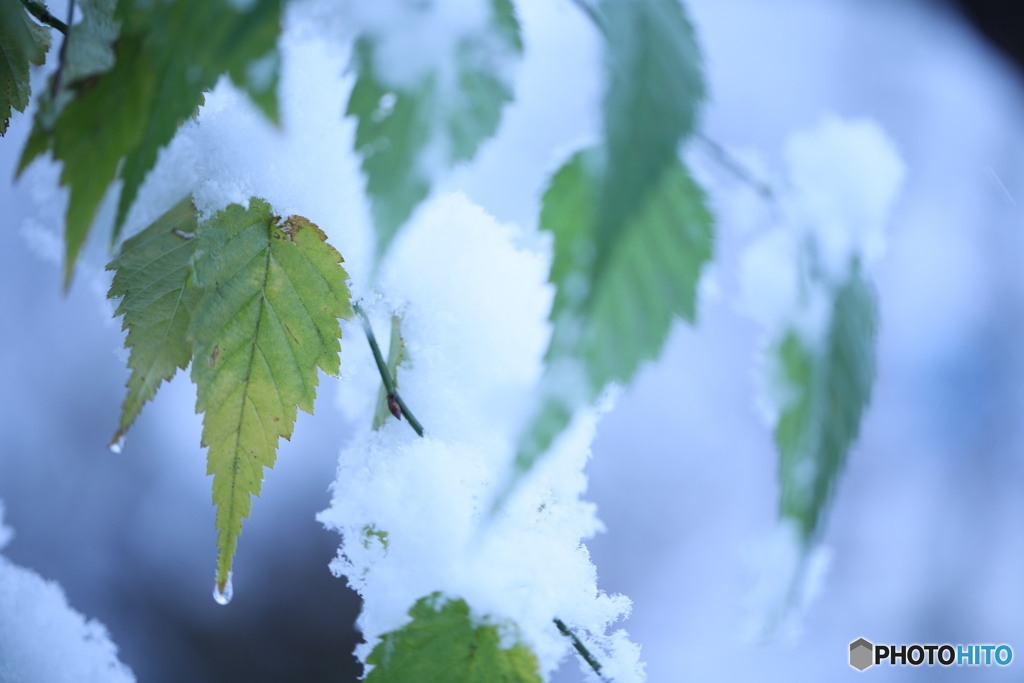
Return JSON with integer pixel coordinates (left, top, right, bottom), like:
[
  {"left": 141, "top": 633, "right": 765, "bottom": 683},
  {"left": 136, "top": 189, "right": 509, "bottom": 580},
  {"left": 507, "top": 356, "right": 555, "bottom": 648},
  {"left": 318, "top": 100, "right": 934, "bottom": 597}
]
[{"left": 850, "top": 638, "right": 874, "bottom": 671}]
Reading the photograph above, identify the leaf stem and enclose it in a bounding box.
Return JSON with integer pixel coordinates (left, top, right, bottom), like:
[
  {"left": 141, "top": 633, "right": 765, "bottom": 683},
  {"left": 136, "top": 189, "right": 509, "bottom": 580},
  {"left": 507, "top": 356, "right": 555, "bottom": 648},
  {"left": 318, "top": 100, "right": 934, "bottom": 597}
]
[
  {"left": 21, "top": 0, "right": 68, "bottom": 34},
  {"left": 372, "top": 313, "right": 405, "bottom": 430},
  {"left": 573, "top": 0, "right": 775, "bottom": 212},
  {"left": 554, "top": 618, "right": 611, "bottom": 681},
  {"left": 354, "top": 303, "right": 424, "bottom": 437},
  {"left": 696, "top": 133, "right": 776, "bottom": 202},
  {"left": 49, "top": 0, "right": 75, "bottom": 101}
]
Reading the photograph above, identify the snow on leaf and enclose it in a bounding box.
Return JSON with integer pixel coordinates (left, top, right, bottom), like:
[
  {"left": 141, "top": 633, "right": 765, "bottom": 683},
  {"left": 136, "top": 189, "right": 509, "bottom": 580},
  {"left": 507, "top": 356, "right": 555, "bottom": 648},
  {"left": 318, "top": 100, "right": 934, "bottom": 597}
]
[
  {"left": 0, "top": 0, "right": 50, "bottom": 136},
  {"left": 366, "top": 593, "right": 541, "bottom": 683},
  {"left": 106, "top": 196, "right": 200, "bottom": 448},
  {"left": 347, "top": 0, "right": 522, "bottom": 264},
  {"left": 18, "top": 0, "right": 284, "bottom": 288},
  {"left": 510, "top": 148, "right": 713, "bottom": 489},
  {"left": 775, "top": 264, "right": 877, "bottom": 542},
  {"left": 188, "top": 198, "right": 352, "bottom": 592}
]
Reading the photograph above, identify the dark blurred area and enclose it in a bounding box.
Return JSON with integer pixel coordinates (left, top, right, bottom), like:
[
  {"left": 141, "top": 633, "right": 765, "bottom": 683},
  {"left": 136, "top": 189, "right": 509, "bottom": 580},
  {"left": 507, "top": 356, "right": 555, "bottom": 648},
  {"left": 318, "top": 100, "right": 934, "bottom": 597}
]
[{"left": 949, "top": 0, "right": 1024, "bottom": 79}]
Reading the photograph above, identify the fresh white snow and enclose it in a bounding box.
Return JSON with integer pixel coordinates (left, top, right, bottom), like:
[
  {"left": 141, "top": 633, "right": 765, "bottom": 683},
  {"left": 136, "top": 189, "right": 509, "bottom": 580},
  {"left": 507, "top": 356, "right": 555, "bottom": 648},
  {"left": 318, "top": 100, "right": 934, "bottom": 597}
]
[{"left": 0, "top": 502, "right": 135, "bottom": 683}]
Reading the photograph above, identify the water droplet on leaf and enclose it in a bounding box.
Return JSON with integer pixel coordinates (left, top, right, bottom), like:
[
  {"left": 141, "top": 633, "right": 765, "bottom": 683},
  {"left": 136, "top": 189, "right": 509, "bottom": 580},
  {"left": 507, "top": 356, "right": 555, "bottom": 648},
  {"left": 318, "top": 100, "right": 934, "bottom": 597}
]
[
  {"left": 213, "top": 573, "right": 233, "bottom": 606},
  {"left": 109, "top": 435, "right": 126, "bottom": 454}
]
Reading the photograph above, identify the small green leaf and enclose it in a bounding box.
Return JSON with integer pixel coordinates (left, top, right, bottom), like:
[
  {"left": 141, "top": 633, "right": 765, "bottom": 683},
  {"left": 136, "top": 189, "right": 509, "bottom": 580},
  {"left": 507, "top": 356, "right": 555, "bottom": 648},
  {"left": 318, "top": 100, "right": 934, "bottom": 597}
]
[
  {"left": 597, "top": 0, "right": 705, "bottom": 245},
  {"left": 361, "top": 525, "right": 389, "bottom": 551},
  {"left": 775, "top": 265, "right": 877, "bottom": 542},
  {"left": 106, "top": 196, "right": 200, "bottom": 447},
  {"left": 509, "top": 149, "right": 712, "bottom": 488},
  {"left": 19, "top": 0, "right": 283, "bottom": 288},
  {"left": 0, "top": 0, "right": 51, "bottom": 136},
  {"left": 347, "top": 0, "right": 522, "bottom": 263},
  {"left": 188, "top": 198, "right": 352, "bottom": 592},
  {"left": 367, "top": 593, "right": 541, "bottom": 682}
]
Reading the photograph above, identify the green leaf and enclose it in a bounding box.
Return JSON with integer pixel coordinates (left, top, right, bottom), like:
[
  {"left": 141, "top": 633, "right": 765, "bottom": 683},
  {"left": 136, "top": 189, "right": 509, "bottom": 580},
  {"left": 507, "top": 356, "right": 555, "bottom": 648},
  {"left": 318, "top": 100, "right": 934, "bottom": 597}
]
[
  {"left": 17, "top": 0, "right": 118, "bottom": 170},
  {"left": 366, "top": 593, "right": 541, "bottom": 682},
  {"left": 498, "top": 0, "right": 708, "bottom": 500},
  {"left": 106, "top": 196, "right": 200, "bottom": 448},
  {"left": 0, "top": 0, "right": 51, "bottom": 136},
  {"left": 63, "top": 0, "right": 118, "bottom": 85},
  {"left": 597, "top": 0, "right": 705, "bottom": 247},
  {"left": 188, "top": 198, "right": 352, "bottom": 592},
  {"left": 775, "top": 265, "right": 877, "bottom": 542},
  {"left": 361, "top": 524, "right": 389, "bottom": 551},
  {"left": 347, "top": 0, "right": 522, "bottom": 263},
  {"left": 511, "top": 148, "right": 713, "bottom": 483},
  {"left": 19, "top": 0, "right": 283, "bottom": 288}
]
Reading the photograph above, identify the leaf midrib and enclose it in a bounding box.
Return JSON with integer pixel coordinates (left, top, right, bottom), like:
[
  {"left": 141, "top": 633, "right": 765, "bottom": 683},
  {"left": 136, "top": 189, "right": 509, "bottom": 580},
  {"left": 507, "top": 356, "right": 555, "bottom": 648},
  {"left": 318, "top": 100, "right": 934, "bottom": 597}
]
[{"left": 224, "top": 240, "right": 272, "bottom": 550}]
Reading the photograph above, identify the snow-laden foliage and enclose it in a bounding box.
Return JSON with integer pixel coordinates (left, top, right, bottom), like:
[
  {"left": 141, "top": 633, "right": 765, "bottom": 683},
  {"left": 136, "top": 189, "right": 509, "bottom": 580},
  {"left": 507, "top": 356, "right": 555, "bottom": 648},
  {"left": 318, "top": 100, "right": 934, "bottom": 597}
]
[
  {"left": 345, "top": 0, "right": 522, "bottom": 262},
  {"left": 0, "top": 501, "right": 135, "bottom": 683},
  {"left": 2, "top": 0, "right": 910, "bottom": 679},
  {"left": 739, "top": 116, "right": 906, "bottom": 630},
  {"left": 319, "top": 194, "right": 643, "bottom": 681}
]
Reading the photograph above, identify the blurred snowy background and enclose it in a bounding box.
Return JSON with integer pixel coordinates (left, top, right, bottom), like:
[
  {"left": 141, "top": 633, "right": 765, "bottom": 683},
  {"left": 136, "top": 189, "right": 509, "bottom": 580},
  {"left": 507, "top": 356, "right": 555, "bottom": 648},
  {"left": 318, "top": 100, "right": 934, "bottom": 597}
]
[{"left": 3, "top": 0, "right": 1024, "bottom": 680}]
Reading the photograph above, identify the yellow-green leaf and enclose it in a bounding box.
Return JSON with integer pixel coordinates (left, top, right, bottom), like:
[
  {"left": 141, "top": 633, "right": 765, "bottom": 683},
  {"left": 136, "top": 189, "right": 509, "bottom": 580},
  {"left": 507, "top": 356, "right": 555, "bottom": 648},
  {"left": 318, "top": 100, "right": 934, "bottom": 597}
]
[
  {"left": 367, "top": 594, "right": 541, "bottom": 682},
  {"left": 106, "top": 196, "right": 200, "bottom": 448},
  {"left": 188, "top": 198, "right": 352, "bottom": 592}
]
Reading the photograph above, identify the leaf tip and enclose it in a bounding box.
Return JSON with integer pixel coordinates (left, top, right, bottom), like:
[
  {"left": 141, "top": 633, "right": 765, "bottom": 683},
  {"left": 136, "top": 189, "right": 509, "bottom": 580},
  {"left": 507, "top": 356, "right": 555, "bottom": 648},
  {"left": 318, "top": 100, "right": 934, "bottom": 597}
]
[
  {"left": 213, "top": 571, "right": 233, "bottom": 606},
  {"left": 109, "top": 430, "right": 126, "bottom": 454}
]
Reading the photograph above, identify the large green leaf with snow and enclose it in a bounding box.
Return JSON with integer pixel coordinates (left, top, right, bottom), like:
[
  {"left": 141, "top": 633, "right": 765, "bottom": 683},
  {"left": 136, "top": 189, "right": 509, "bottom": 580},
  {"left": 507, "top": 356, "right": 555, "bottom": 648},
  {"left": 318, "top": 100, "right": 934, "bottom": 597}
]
[
  {"left": 188, "top": 198, "right": 352, "bottom": 592},
  {"left": 366, "top": 593, "right": 540, "bottom": 682},
  {"left": 106, "top": 196, "right": 199, "bottom": 448},
  {"left": 19, "top": 0, "right": 283, "bottom": 288},
  {"left": 0, "top": 0, "right": 50, "bottom": 136},
  {"left": 597, "top": 0, "right": 705, "bottom": 246},
  {"left": 775, "top": 266, "right": 877, "bottom": 542},
  {"left": 347, "top": 0, "right": 521, "bottom": 263},
  {"left": 511, "top": 148, "right": 712, "bottom": 484}
]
